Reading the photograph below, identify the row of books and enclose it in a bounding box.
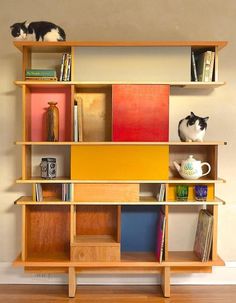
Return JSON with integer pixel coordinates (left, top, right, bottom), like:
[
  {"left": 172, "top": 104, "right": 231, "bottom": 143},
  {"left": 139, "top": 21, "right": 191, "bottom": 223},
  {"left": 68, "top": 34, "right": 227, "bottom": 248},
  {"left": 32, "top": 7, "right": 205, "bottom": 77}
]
[
  {"left": 191, "top": 50, "right": 215, "bottom": 82},
  {"left": 35, "top": 183, "right": 72, "bottom": 202},
  {"left": 59, "top": 53, "right": 72, "bottom": 81},
  {"left": 193, "top": 209, "right": 213, "bottom": 262}
]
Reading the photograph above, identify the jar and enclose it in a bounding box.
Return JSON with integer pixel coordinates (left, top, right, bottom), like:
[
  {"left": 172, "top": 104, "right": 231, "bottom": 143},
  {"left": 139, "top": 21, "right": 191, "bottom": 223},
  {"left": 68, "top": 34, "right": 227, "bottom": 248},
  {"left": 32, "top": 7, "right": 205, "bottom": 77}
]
[{"left": 40, "top": 158, "right": 56, "bottom": 179}]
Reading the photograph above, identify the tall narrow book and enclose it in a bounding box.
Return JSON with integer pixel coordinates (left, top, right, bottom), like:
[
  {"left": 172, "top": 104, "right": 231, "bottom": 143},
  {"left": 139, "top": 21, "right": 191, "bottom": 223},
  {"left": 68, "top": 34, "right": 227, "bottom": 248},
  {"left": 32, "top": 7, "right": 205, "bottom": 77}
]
[{"left": 156, "top": 210, "right": 166, "bottom": 262}]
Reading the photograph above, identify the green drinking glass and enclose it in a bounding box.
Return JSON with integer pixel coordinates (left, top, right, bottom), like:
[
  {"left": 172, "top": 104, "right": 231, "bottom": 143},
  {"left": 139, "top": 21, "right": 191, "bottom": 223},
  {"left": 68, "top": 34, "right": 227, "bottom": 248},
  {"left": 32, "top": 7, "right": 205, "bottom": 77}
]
[{"left": 176, "top": 185, "right": 189, "bottom": 201}]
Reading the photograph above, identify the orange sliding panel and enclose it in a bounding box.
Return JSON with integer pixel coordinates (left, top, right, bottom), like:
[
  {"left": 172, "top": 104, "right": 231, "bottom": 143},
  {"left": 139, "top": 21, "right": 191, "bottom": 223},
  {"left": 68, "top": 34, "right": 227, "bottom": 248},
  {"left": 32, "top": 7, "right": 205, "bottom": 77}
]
[{"left": 71, "top": 145, "right": 169, "bottom": 180}]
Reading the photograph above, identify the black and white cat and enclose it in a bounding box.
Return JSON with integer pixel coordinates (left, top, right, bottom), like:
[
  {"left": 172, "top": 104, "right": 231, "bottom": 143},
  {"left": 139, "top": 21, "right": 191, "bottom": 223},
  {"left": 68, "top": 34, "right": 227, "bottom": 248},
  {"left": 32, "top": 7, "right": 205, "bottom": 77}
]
[
  {"left": 178, "top": 112, "right": 209, "bottom": 142},
  {"left": 10, "top": 21, "right": 66, "bottom": 41}
]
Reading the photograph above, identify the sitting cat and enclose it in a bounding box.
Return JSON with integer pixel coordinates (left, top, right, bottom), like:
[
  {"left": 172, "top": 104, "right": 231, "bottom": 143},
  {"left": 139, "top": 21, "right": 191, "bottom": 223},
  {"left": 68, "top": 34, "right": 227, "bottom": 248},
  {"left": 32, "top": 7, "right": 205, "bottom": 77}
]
[
  {"left": 10, "top": 21, "right": 66, "bottom": 41},
  {"left": 178, "top": 112, "right": 209, "bottom": 142}
]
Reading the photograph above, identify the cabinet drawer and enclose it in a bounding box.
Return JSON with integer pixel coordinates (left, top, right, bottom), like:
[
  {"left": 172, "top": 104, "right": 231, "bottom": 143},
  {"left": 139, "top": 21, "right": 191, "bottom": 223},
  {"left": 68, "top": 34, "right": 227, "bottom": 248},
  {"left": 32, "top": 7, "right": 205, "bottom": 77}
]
[{"left": 71, "top": 245, "right": 120, "bottom": 262}]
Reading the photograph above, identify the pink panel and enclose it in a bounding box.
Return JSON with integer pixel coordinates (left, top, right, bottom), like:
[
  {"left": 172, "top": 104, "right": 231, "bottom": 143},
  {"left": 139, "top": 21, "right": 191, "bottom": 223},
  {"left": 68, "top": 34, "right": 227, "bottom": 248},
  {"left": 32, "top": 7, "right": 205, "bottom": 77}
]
[{"left": 29, "top": 88, "right": 71, "bottom": 141}]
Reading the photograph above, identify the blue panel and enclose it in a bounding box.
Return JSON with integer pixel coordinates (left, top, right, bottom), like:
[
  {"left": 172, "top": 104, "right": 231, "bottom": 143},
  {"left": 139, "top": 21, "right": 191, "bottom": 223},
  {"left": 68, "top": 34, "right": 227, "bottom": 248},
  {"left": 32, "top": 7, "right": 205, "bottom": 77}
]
[{"left": 121, "top": 205, "right": 161, "bottom": 252}]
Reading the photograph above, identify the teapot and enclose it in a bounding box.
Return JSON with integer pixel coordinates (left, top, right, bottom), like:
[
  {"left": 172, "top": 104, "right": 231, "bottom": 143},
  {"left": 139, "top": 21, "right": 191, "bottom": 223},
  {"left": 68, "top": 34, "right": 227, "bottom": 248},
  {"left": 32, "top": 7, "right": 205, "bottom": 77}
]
[{"left": 173, "top": 155, "right": 211, "bottom": 180}]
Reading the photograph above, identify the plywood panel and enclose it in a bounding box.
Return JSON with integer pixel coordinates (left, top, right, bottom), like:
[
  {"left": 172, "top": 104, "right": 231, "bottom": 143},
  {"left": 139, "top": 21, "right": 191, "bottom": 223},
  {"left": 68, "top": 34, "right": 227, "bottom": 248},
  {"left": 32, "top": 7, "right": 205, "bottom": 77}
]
[
  {"left": 29, "top": 87, "right": 71, "bottom": 141},
  {"left": 71, "top": 245, "right": 120, "bottom": 262},
  {"left": 71, "top": 145, "right": 169, "bottom": 180},
  {"left": 26, "top": 205, "right": 70, "bottom": 258},
  {"left": 76, "top": 206, "right": 118, "bottom": 237},
  {"left": 75, "top": 87, "right": 112, "bottom": 141},
  {"left": 74, "top": 47, "right": 191, "bottom": 82},
  {"left": 112, "top": 85, "right": 169, "bottom": 141},
  {"left": 74, "top": 184, "right": 139, "bottom": 202}
]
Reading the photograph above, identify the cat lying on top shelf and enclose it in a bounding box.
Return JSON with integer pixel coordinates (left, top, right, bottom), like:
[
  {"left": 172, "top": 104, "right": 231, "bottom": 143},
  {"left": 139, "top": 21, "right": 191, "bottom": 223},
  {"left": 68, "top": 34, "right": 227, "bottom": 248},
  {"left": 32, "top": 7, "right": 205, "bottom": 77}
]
[
  {"left": 178, "top": 112, "right": 209, "bottom": 142},
  {"left": 10, "top": 21, "right": 66, "bottom": 41}
]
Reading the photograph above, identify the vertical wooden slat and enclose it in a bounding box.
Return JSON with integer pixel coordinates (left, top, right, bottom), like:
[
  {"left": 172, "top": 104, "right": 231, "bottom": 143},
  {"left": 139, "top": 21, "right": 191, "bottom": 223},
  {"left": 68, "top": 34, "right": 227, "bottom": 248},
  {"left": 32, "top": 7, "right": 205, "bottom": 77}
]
[
  {"left": 68, "top": 266, "right": 76, "bottom": 297},
  {"left": 116, "top": 205, "right": 121, "bottom": 243},
  {"left": 22, "top": 46, "right": 31, "bottom": 80},
  {"left": 208, "top": 145, "right": 218, "bottom": 179},
  {"left": 22, "top": 145, "right": 31, "bottom": 180},
  {"left": 71, "top": 85, "right": 75, "bottom": 142},
  {"left": 207, "top": 205, "right": 218, "bottom": 261},
  {"left": 160, "top": 266, "right": 170, "bottom": 297},
  {"left": 21, "top": 205, "right": 26, "bottom": 261}
]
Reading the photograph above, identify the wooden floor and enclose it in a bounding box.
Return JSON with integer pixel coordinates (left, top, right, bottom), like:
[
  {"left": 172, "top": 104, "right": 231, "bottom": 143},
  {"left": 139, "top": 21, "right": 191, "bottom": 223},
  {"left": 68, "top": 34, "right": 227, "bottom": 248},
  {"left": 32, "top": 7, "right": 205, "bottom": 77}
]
[{"left": 0, "top": 285, "right": 236, "bottom": 303}]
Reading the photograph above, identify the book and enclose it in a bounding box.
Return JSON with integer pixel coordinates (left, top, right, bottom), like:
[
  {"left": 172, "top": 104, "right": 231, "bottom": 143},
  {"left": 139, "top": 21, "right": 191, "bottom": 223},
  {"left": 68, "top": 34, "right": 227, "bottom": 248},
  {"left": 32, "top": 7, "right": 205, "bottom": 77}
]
[
  {"left": 77, "top": 97, "right": 83, "bottom": 142},
  {"left": 26, "top": 76, "right": 58, "bottom": 81},
  {"left": 59, "top": 53, "right": 72, "bottom": 81},
  {"left": 193, "top": 209, "right": 213, "bottom": 261},
  {"left": 157, "top": 184, "right": 166, "bottom": 202},
  {"left": 112, "top": 85, "right": 169, "bottom": 141},
  {"left": 74, "top": 103, "right": 78, "bottom": 142},
  {"left": 156, "top": 210, "right": 166, "bottom": 262},
  {"left": 196, "top": 51, "right": 214, "bottom": 82},
  {"left": 35, "top": 183, "right": 43, "bottom": 202},
  {"left": 191, "top": 51, "right": 198, "bottom": 81},
  {"left": 26, "top": 69, "right": 56, "bottom": 77},
  {"left": 59, "top": 53, "right": 66, "bottom": 81}
]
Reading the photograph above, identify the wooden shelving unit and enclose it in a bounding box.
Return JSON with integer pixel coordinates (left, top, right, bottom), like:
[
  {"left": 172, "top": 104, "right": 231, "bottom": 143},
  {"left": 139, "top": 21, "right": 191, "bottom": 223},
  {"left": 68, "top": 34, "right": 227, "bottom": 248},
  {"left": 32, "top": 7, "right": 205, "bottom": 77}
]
[{"left": 13, "top": 40, "right": 227, "bottom": 298}]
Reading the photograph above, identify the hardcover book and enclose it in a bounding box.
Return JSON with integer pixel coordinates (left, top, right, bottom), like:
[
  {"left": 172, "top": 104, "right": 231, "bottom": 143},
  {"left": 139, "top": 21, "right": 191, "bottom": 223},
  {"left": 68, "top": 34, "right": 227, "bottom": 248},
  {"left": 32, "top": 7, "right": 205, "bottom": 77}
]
[
  {"left": 156, "top": 210, "right": 166, "bottom": 262},
  {"left": 112, "top": 85, "right": 169, "bottom": 141}
]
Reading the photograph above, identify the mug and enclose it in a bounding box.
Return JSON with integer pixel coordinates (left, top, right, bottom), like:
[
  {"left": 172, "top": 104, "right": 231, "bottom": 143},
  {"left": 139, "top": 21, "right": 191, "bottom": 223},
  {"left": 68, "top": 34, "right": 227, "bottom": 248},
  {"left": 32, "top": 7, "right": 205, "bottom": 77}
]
[
  {"left": 194, "top": 185, "right": 208, "bottom": 201},
  {"left": 176, "top": 185, "right": 188, "bottom": 201}
]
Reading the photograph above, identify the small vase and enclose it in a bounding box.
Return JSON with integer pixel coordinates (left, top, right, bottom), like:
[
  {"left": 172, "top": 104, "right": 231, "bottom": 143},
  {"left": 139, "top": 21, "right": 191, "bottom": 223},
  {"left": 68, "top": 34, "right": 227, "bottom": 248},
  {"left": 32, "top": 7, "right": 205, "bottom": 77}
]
[{"left": 46, "top": 102, "right": 59, "bottom": 141}]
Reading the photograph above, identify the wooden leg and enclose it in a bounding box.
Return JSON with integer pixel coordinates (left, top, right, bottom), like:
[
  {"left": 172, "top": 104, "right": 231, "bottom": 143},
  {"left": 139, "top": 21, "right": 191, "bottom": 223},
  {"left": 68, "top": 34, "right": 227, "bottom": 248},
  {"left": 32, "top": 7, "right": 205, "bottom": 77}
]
[
  {"left": 160, "top": 266, "right": 170, "bottom": 297},
  {"left": 68, "top": 267, "right": 76, "bottom": 298}
]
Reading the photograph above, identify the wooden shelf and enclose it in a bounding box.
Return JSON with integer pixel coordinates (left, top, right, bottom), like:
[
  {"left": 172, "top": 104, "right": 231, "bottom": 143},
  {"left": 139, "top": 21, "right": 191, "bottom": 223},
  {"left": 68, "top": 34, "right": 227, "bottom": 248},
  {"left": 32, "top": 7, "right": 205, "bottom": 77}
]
[
  {"left": 16, "top": 178, "right": 226, "bottom": 184},
  {"left": 16, "top": 141, "right": 227, "bottom": 146},
  {"left": 14, "top": 40, "right": 228, "bottom": 52},
  {"left": 13, "top": 251, "right": 224, "bottom": 268},
  {"left": 15, "top": 80, "right": 225, "bottom": 88},
  {"left": 15, "top": 196, "right": 225, "bottom": 205}
]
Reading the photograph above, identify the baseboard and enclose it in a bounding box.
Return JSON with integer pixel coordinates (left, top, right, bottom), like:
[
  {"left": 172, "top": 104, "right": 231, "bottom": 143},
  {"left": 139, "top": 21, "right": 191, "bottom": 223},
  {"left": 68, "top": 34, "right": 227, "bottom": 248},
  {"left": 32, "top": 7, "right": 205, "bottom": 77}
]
[{"left": 1, "top": 262, "right": 236, "bottom": 285}]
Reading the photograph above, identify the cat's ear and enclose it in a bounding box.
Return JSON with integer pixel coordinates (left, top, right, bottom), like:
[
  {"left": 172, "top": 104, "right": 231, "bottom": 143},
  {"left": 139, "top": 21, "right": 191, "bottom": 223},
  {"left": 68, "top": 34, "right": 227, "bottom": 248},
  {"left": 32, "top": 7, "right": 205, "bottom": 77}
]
[
  {"left": 203, "top": 116, "right": 209, "bottom": 122},
  {"left": 190, "top": 112, "right": 195, "bottom": 117},
  {"left": 10, "top": 24, "right": 14, "bottom": 29}
]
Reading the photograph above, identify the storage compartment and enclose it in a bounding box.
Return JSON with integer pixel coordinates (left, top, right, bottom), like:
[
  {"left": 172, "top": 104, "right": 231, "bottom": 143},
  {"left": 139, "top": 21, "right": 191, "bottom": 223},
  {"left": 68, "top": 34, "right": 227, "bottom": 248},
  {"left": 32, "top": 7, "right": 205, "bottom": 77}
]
[
  {"left": 74, "top": 46, "right": 191, "bottom": 82},
  {"left": 74, "top": 184, "right": 139, "bottom": 202},
  {"left": 71, "top": 205, "right": 120, "bottom": 262},
  {"left": 24, "top": 87, "right": 72, "bottom": 142},
  {"left": 25, "top": 205, "right": 70, "bottom": 260},
  {"left": 121, "top": 205, "right": 165, "bottom": 262},
  {"left": 31, "top": 145, "right": 70, "bottom": 179},
  {"left": 74, "top": 86, "right": 112, "bottom": 142},
  {"left": 167, "top": 205, "right": 214, "bottom": 262},
  {"left": 71, "top": 145, "right": 169, "bottom": 180},
  {"left": 33, "top": 183, "right": 72, "bottom": 202},
  {"left": 169, "top": 145, "right": 218, "bottom": 180}
]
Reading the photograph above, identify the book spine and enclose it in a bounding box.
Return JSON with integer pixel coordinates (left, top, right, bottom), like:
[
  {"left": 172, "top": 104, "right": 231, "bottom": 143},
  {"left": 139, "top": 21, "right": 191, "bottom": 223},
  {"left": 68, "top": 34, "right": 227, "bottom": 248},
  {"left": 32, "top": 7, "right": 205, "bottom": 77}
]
[
  {"left": 63, "top": 54, "right": 69, "bottom": 81},
  {"left": 67, "top": 54, "right": 72, "bottom": 81},
  {"left": 59, "top": 54, "right": 66, "bottom": 81},
  {"left": 74, "top": 104, "right": 78, "bottom": 142},
  {"left": 26, "top": 70, "right": 56, "bottom": 77},
  {"left": 203, "top": 51, "right": 212, "bottom": 82},
  {"left": 191, "top": 51, "right": 198, "bottom": 81},
  {"left": 160, "top": 216, "right": 166, "bottom": 262}
]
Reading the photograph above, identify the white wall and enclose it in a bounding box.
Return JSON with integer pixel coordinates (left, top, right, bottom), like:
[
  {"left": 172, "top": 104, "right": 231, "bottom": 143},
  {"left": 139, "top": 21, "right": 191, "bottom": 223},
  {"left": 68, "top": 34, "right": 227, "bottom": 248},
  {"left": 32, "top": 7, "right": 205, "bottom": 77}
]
[{"left": 0, "top": 0, "right": 236, "bottom": 283}]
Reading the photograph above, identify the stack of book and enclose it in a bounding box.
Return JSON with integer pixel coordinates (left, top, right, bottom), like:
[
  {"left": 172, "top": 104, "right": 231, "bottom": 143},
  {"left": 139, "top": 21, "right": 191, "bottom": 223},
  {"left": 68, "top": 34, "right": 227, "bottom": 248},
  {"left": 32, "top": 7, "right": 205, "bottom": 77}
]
[
  {"left": 193, "top": 209, "right": 213, "bottom": 262},
  {"left": 156, "top": 209, "right": 166, "bottom": 262},
  {"left": 59, "top": 53, "right": 72, "bottom": 81},
  {"left": 191, "top": 50, "right": 215, "bottom": 82},
  {"left": 25, "top": 69, "right": 57, "bottom": 81}
]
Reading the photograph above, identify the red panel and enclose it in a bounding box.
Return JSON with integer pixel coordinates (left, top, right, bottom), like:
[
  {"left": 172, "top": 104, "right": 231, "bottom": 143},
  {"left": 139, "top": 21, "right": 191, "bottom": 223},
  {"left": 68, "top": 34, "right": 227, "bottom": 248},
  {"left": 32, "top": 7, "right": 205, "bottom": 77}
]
[
  {"left": 29, "top": 87, "right": 71, "bottom": 141},
  {"left": 112, "top": 85, "right": 169, "bottom": 141}
]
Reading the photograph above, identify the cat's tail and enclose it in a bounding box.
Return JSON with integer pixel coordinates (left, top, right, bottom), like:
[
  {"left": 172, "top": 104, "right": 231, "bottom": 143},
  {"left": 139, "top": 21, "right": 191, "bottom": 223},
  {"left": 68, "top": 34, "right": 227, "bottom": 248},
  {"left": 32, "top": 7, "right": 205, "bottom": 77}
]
[{"left": 58, "top": 26, "right": 66, "bottom": 41}]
